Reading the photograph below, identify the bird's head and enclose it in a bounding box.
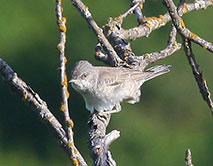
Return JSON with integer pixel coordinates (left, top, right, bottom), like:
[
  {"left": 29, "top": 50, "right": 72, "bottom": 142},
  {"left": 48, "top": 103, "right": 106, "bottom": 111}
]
[{"left": 69, "top": 61, "right": 97, "bottom": 93}]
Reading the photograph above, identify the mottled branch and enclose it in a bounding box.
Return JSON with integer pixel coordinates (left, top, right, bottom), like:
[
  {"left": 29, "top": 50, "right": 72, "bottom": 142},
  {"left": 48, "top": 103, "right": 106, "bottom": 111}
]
[
  {"left": 131, "top": 0, "right": 145, "bottom": 24},
  {"left": 120, "top": 0, "right": 213, "bottom": 40},
  {"left": 88, "top": 113, "right": 120, "bottom": 166},
  {"left": 182, "top": 37, "right": 213, "bottom": 114},
  {"left": 164, "top": 0, "right": 213, "bottom": 53},
  {"left": 71, "top": 0, "right": 123, "bottom": 66},
  {"left": 0, "top": 58, "right": 87, "bottom": 166},
  {"left": 164, "top": 0, "right": 213, "bottom": 113},
  {"left": 121, "top": 0, "right": 145, "bottom": 23},
  {"left": 56, "top": 1, "right": 87, "bottom": 165},
  {"left": 131, "top": 24, "right": 181, "bottom": 70}
]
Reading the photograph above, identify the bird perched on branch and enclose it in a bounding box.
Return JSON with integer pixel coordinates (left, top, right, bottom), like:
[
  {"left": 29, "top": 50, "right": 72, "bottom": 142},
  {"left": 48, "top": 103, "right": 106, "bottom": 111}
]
[{"left": 69, "top": 61, "right": 170, "bottom": 114}]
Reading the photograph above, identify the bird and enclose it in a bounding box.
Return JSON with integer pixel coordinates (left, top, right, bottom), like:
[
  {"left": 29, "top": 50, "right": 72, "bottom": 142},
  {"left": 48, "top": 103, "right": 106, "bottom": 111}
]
[{"left": 69, "top": 60, "right": 171, "bottom": 114}]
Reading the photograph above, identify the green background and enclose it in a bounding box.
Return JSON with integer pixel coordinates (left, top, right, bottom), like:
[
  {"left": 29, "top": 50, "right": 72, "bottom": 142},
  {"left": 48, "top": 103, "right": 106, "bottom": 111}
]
[{"left": 0, "top": 0, "right": 213, "bottom": 165}]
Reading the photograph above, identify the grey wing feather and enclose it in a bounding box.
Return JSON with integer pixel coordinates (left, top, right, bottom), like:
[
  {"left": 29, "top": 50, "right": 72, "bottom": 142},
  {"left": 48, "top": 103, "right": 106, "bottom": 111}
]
[
  {"left": 97, "top": 64, "right": 171, "bottom": 86},
  {"left": 143, "top": 65, "right": 171, "bottom": 82},
  {"left": 98, "top": 67, "right": 130, "bottom": 86}
]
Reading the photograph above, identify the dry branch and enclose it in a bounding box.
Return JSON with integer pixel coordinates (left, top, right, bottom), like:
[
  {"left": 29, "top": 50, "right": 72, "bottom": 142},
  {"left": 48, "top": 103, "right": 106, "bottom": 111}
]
[
  {"left": 182, "top": 37, "right": 213, "bottom": 113},
  {"left": 88, "top": 113, "right": 120, "bottom": 166},
  {"left": 132, "top": 24, "right": 181, "bottom": 70},
  {"left": 56, "top": 0, "right": 87, "bottom": 165},
  {"left": 71, "top": 0, "right": 123, "bottom": 66},
  {"left": 164, "top": 0, "right": 213, "bottom": 53},
  {"left": 1, "top": 0, "right": 213, "bottom": 165},
  {"left": 0, "top": 58, "right": 87, "bottom": 166},
  {"left": 120, "top": 0, "right": 213, "bottom": 40},
  {"left": 185, "top": 149, "right": 194, "bottom": 166},
  {"left": 127, "top": 0, "right": 145, "bottom": 24},
  {"left": 69, "top": 0, "right": 213, "bottom": 165},
  {"left": 164, "top": 0, "right": 213, "bottom": 114}
]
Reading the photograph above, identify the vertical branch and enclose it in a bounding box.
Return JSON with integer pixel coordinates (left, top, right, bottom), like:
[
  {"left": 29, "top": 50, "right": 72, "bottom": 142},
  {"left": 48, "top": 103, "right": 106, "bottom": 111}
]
[
  {"left": 88, "top": 113, "right": 120, "bottom": 166},
  {"left": 56, "top": 0, "right": 71, "bottom": 141},
  {"left": 55, "top": 0, "right": 87, "bottom": 165}
]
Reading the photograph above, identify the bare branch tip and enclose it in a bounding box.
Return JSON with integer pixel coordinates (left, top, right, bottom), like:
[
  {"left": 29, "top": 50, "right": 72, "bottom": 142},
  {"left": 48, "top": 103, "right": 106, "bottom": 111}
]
[
  {"left": 185, "top": 149, "right": 194, "bottom": 166},
  {"left": 105, "top": 130, "right": 121, "bottom": 146}
]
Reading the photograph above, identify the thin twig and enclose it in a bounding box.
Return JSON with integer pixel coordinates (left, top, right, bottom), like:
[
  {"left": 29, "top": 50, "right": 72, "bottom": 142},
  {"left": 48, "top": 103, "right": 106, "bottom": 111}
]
[
  {"left": 56, "top": 0, "right": 72, "bottom": 149},
  {"left": 182, "top": 37, "right": 213, "bottom": 113},
  {"left": 164, "top": 0, "right": 213, "bottom": 113},
  {"left": 120, "top": 0, "right": 213, "bottom": 40},
  {"left": 130, "top": 24, "right": 181, "bottom": 70},
  {"left": 121, "top": 0, "right": 144, "bottom": 19},
  {"left": 71, "top": 0, "right": 123, "bottom": 66},
  {"left": 131, "top": 0, "right": 146, "bottom": 24},
  {"left": 0, "top": 58, "right": 86, "bottom": 165},
  {"left": 168, "top": 24, "right": 177, "bottom": 45},
  {"left": 164, "top": 0, "right": 213, "bottom": 53},
  {"left": 56, "top": 1, "right": 87, "bottom": 165}
]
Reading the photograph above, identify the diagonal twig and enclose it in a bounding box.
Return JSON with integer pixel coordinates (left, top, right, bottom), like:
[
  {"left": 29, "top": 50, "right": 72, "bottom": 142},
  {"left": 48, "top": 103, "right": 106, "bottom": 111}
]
[
  {"left": 0, "top": 57, "right": 86, "bottom": 165},
  {"left": 71, "top": 0, "right": 123, "bottom": 66},
  {"left": 120, "top": 0, "right": 213, "bottom": 40},
  {"left": 130, "top": 0, "right": 146, "bottom": 24},
  {"left": 121, "top": 0, "right": 144, "bottom": 20},
  {"left": 164, "top": 0, "right": 213, "bottom": 53},
  {"left": 182, "top": 37, "right": 213, "bottom": 114},
  {"left": 164, "top": 0, "right": 213, "bottom": 113},
  {"left": 129, "top": 24, "right": 181, "bottom": 70}
]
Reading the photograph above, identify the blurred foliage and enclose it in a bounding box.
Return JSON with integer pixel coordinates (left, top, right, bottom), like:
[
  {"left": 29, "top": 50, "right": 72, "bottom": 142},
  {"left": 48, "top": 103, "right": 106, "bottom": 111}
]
[{"left": 0, "top": 0, "right": 213, "bottom": 165}]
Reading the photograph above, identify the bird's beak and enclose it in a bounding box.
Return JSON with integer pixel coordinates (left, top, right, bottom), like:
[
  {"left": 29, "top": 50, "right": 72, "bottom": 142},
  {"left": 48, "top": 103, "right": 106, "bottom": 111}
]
[{"left": 69, "top": 79, "right": 76, "bottom": 83}]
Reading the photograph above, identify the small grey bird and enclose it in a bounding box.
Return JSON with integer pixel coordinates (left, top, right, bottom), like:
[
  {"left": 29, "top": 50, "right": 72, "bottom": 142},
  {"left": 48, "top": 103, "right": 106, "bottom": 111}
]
[{"left": 69, "top": 60, "right": 170, "bottom": 114}]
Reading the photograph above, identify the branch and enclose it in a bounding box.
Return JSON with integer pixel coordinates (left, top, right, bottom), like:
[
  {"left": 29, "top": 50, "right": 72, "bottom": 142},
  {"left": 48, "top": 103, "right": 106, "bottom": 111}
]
[
  {"left": 164, "top": 0, "right": 213, "bottom": 53},
  {"left": 130, "top": 24, "right": 181, "bottom": 70},
  {"left": 56, "top": 1, "right": 87, "bottom": 165},
  {"left": 71, "top": 0, "right": 123, "bottom": 66},
  {"left": 185, "top": 149, "right": 194, "bottom": 166},
  {"left": 182, "top": 37, "right": 213, "bottom": 114},
  {"left": 88, "top": 113, "right": 120, "bottom": 166},
  {"left": 120, "top": 0, "right": 213, "bottom": 40},
  {"left": 121, "top": 0, "right": 145, "bottom": 23},
  {"left": 0, "top": 58, "right": 87, "bottom": 166},
  {"left": 101, "top": 18, "right": 181, "bottom": 70},
  {"left": 164, "top": 0, "right": 213, "bottom": 114},
  {"left": 131, "top": 0, "right": 145, "bottom": 24},
  {"left": 100, "top": 3, "right": 181, "bottom": 69}
]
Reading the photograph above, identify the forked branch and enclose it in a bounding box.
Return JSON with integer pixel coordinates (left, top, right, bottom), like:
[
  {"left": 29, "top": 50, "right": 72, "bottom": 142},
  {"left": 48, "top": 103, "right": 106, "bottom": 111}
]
[{"left": 164, "top": 0, "right": 213, "bottom": 114}]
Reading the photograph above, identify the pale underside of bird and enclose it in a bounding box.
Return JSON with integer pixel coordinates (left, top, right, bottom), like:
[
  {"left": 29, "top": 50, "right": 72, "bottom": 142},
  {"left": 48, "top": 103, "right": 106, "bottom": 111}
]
[{"left": 69, "top": 61, "right": 171, "bottom": 114}]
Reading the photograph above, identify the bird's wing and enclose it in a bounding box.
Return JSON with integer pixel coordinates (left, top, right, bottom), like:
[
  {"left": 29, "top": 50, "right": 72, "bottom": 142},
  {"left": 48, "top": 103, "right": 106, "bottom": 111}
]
[
  {"left": 98, "top": 64, "right": 171, "bottom": 85},
  {"left": 98, "top": 67, "right": 151, "bottom": 86}
]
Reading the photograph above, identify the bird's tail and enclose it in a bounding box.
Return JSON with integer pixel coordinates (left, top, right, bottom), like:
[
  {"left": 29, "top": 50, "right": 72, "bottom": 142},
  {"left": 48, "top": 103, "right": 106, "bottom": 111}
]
[{"left": 143, "top": 65, "right": 171, "bottom": 82}]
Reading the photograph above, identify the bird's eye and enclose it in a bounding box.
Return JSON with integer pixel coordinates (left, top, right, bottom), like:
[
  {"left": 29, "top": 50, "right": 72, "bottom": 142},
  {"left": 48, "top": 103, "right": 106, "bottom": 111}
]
[{"left": 81, "top": 73, "right": 88, "bottom": 79}]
